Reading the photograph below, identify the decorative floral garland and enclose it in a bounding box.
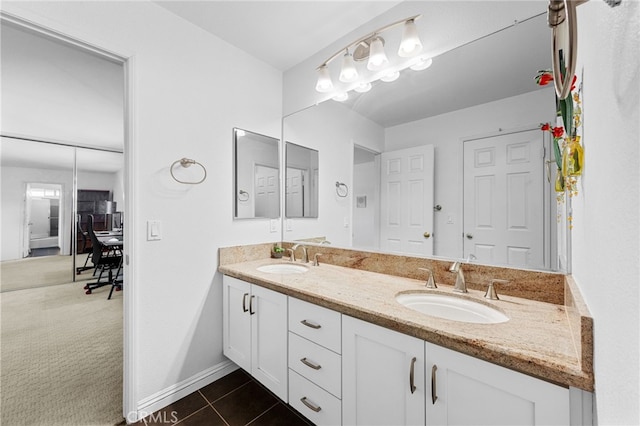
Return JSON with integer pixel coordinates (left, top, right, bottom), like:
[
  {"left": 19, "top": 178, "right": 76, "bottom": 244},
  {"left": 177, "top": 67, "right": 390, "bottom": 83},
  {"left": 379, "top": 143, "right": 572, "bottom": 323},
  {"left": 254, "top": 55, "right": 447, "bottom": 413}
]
[{"left": 536, "top": 70, "right": 584, "bottom": 198}]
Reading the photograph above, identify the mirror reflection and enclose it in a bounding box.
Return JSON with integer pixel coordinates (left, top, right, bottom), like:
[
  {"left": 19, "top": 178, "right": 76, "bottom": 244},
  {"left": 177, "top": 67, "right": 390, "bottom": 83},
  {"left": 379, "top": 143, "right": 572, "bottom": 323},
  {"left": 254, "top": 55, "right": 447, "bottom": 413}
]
[
  {"left": 285, "top": 142, "right": 319, "bottom": 218},
  {"left": 283, "top": 13, "right": 567, "bottom": 272},
  {"left": 234, "top": 128, "right": 280, "bottom": 219}
]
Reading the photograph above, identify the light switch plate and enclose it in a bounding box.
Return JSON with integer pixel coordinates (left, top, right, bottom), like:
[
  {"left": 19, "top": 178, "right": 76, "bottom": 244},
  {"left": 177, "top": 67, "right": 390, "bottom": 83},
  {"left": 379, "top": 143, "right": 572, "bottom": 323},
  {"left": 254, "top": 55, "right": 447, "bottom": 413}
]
[
  {"left": 270, "top": 219, "right": 278, "bottom": 233},
  {"left": 147, "top": 220, "right": 162, "bottom": 241}
]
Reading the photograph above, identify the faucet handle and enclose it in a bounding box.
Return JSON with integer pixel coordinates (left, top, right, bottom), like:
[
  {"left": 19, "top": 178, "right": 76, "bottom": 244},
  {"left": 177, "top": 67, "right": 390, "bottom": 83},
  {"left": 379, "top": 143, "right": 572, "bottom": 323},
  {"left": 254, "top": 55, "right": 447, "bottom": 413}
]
[
  {"left": 286, "top": 248, "right": 296, "bottom": 262},
  {"left": 313, "top": 253, "right": 322, "bottom": 266},
  {"left": 484, "top": 279, "right": 509, "bottom": 300},
  {"left": 418, "top": 268, "right": 437, "bottom": 289}
]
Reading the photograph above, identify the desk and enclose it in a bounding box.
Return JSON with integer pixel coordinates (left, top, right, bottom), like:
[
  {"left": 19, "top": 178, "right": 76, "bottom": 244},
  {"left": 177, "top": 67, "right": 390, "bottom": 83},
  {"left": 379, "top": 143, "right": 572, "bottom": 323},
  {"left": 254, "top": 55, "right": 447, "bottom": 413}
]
[{"left": 86, "top": 232, "right": 123, "bottom": 299}]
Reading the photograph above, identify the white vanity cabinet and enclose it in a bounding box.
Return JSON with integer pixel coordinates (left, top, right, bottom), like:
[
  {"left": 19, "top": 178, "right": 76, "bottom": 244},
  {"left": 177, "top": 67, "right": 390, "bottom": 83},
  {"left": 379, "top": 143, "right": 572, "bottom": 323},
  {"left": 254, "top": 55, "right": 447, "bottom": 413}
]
[
  {"left": 342, "top": 315, "right": 426, "bottom": 426},
  {"left": 222, "top": 275, "right": 288, "bottom": 401},
  {"left": 426, "top": 342, "right": 571, "bottom": 425},
  {"left": 287, "top": 297, "right": 342, "bottom": 426}
]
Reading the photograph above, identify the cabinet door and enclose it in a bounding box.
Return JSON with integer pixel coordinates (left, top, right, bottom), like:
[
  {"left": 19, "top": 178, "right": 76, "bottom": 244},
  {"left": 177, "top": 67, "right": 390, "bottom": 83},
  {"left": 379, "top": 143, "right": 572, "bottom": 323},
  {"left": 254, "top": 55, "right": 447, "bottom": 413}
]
[
  {"left": 427, "top": 342, "right": 570, "bottom": 425},
  {"left": 343, "top": 315, "right": 425, "bottom": 426},
  {"left": 251, "top": 284, "right": 288, "bottom": 401},
  {"left": 222, "top": 276, "right": 251, "bottom": 372}
]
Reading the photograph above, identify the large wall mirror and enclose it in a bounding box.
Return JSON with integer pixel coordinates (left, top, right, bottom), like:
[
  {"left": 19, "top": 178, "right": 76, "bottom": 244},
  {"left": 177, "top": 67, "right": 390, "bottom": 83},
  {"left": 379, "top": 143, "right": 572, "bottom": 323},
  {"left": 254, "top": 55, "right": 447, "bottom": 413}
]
[
  {"left": 283, "top": 10, "right": 570, "bottom": 272},
  {"left": 234, "top": 128, "right": 280, "bottom": 219},
  {"left": 285, "top": 142, "right": 319, "bottom": 218}
]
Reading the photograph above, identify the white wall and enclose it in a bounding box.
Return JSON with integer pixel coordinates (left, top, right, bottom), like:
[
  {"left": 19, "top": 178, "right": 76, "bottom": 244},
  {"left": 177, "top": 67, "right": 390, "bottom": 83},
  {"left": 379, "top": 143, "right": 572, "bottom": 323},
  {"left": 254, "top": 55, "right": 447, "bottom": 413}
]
[
  {"left": 385, "top": 89, "right": 556, "bottom": 259},
  {"left": 571, "top": 1, "right": 639, "bottom": 424},
  {"left": 1, "top": 0, "right": 283, "bottom": 420}
]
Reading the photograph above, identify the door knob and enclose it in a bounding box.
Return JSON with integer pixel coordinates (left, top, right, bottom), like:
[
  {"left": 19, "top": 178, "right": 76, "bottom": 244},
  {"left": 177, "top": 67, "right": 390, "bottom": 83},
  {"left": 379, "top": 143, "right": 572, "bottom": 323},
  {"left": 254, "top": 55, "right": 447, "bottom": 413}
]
[
  {"left": 423, "top": 232, "right": 431, "bottom": 239},
  {"left": 466, "top": 233, "right": 473, "bottom": 239}
]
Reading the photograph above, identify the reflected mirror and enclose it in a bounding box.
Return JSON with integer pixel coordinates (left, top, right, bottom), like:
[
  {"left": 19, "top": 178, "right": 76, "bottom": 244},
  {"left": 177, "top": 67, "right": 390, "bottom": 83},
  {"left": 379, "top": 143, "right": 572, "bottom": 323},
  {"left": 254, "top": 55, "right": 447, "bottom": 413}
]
[
  {"left": 283, "top": 12, "right": 568, "bottom": 272},
  {"left": 234, "top": 128, "right": 280, "bottom": 219},
  {"left": 285, "top": 142, "right": 319, "bottom": 218}
]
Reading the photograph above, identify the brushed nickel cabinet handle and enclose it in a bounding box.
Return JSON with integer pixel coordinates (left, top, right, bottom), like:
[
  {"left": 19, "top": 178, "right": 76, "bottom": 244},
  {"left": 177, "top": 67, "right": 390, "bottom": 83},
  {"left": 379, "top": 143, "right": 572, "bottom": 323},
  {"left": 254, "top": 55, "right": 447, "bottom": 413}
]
[
  {"left": 300, "top": 397, "right": 321, "bottom": 413},
  {"left": 300, "top": 319, "right": 321, "bottom": 329},
  {"left": 249, "top": 295, "right": 256, "bottom": 315},
  {"left": 300, "top": 357, "right": 322, "bottom": 370},
  {"left": 409, "top": 357, "right": 417, "bottom": 394},
  {"left": 242, "top": 293, "right": 249, "bottom": 313},
  {"left": 431, "top": 364, "right": 438, "bottom": 404}
]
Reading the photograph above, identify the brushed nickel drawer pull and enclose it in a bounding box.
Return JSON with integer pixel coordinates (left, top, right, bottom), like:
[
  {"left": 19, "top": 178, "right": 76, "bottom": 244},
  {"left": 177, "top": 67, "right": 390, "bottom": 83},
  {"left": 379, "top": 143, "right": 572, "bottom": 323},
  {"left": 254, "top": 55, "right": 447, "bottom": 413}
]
[
  {"left": 409, "top": 356, "right": 417, "bottom": 394},
  {"left": 431, "top": 364, "right": 438, "bottom": 404},
  {"left": 300, "top": 319, "right": 321, "bottom": 329},
  {"left": 300, "top": 397, "right": 322, "bottom": 413},
  {"left": 242, "top": 293, "right": 249, "bottom": 313},
  {"left": 300, "top": 357, "right": 322, "bottom": 370}
]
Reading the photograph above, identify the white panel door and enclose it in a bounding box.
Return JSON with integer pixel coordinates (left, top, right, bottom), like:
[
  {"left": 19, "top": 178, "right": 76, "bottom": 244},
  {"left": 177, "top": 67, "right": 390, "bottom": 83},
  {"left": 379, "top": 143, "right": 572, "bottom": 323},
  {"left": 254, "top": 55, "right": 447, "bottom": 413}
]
[
  {"left": 463, "top": 130, "right": 543, "bottom": 268},
  {"left": 254, "top": 164, "right": 279, "bottom": 218},
  {"left": 251, "top": 284, "right": 288, "bottom": 401},
  {"left": 222, "top": 276, "right": 252, "bottom": 372},
  {"left": 380, "top": 145, "right": 435, "bottom": 256},
  {"left": 286, "top": 167, "right": 304, "bottom": 217},
  {"left": 427, "top": 343, "right": 570, "bottom": 425},
  {"left": 343, "top": 316, "right": 425, "bottom": 426}
]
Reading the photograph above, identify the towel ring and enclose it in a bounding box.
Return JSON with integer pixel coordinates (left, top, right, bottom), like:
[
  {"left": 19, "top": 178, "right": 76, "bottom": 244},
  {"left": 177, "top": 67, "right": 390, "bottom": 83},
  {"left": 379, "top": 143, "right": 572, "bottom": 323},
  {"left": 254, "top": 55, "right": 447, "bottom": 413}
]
[
  {"left": 238, "top": 190, "right": 250, "bottom": 202},
  {"left": 336, "top": 181, "right": 349, "bottom": 198},
  {"left": 170, "top": 158, "right": 207, "bottom": 184}
]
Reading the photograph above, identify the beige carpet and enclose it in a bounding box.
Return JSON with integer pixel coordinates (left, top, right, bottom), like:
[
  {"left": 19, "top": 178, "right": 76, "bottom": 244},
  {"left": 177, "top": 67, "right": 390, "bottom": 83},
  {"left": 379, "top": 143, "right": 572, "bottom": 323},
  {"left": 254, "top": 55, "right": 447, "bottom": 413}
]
[
  {"left": 1, "top": 255, "right": 94, "bottom": 293},
  {"left": 1, "top": 280, "right": 123, "bottom": 425}
]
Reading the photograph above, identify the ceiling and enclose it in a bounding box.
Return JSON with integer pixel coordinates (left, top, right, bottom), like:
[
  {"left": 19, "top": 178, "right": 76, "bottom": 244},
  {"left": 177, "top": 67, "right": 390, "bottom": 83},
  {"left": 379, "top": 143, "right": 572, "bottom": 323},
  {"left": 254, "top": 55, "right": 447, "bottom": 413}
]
[
  {"left": 153, "top": 1, "right": 402, "bottom": 71},
  {"left": 155, "top": 1, "right": 552, "bottom": 127}
]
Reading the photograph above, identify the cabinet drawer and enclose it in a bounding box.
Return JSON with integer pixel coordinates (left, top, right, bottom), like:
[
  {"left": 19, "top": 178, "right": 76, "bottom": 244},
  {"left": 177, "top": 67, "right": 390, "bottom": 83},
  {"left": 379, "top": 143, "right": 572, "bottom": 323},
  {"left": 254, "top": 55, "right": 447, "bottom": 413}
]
[
  {"left": 289, "top": 297, "right": 341, "bottom": 353},
  {"left": 289, "top": 369, "right": 341, "bottom": 426},
  {"left": 289, "top": 332, "right": 341, "bottom": 398}
]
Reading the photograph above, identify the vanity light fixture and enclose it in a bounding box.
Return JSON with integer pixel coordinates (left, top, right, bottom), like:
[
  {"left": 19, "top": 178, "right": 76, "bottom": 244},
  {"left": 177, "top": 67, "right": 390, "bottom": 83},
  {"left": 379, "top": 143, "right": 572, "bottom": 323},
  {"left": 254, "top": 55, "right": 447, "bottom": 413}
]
[
  {"left": 339, "top": 51, "right": 359, "bottom": 83},
  {"left": 315, "top": 14, "right": 431, "bottom": 99},
  {"left": 398, "top": 18, "right": 423, "bottom": 57}
]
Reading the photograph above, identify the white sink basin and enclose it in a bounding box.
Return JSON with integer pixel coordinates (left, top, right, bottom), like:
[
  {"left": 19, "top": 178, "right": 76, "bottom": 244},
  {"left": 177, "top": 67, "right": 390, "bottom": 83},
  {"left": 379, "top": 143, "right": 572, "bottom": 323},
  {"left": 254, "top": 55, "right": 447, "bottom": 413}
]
[
  {"left": 396, "top": 293, "right": 509, "bottom": 324},
  {"left": 257, "top": 263, "right": 309, "bottom": 274}
]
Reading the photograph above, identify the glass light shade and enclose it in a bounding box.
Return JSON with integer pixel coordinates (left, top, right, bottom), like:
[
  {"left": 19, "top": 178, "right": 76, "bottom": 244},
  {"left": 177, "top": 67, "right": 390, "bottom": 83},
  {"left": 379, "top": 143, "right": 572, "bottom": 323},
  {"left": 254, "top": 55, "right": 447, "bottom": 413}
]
[
  {"left": 339, "top": 52, "right": 359, "bottom": 83},
  {"left": 315, "top": 65, "right": 333, "bottom": 92},
  {"left": 398, "top": 19, "right": 423, "bottom": 57},
  {"left": 381, "top": 71, "right": 400, "bottom": 82},
  {"left": 354, "top": 82, "right": 372, "bottom": 93},
  {"left": 367, "top": 37, "right": 388, "bottom": 71},
  {"left": 410, "top": 57, "right": 433, "bottom": 71},
  {"left": 332, "top": 92, "right": 349, "bottom": 102}
]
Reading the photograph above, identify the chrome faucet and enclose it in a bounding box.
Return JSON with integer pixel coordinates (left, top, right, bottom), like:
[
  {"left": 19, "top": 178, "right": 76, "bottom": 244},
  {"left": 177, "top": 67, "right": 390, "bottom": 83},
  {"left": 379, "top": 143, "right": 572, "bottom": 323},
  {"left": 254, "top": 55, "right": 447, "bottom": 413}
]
[
  {"left": 449, "top": 261, "right": 468, "bottom": 293},
  {"left": 291, "top": 243, "right": 309, "bottom": 263}
]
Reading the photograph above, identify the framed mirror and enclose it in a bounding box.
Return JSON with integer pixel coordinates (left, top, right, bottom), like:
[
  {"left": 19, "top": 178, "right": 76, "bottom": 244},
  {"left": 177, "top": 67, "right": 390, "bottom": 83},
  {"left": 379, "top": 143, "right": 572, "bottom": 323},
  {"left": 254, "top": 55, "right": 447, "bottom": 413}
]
[
  {"left": 285, "top": 142, "right": 319, "bottom": 218},
  {"left": 282, "top": 12, "right": 569, "bottom": 272},
  {"left": 233, "top": 128, "right": 280, "bottom": 219}
]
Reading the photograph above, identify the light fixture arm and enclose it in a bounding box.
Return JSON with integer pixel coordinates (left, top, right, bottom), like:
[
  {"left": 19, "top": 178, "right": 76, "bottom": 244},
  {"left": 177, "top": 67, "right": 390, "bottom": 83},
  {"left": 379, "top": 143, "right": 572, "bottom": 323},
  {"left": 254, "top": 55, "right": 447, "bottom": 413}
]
[{"left": 316, "top": 14, "right": 422, "bottom": 70}]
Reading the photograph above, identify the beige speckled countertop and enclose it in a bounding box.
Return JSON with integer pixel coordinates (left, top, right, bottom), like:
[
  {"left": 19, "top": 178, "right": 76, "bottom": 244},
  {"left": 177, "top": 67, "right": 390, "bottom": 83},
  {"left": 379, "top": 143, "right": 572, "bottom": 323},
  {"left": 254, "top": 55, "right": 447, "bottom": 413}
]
[{"left": 219, "top": 244, "right": 594, "bottom": 392}]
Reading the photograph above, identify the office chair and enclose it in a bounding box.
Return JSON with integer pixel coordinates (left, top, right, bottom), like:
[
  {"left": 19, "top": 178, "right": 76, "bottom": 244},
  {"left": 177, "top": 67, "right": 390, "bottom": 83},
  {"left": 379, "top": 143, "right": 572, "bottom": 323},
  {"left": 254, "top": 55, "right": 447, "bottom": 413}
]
[
  {"left": 84, "top": 214, "right": 122, "bottom": 295},
  {"left": 76, "top": 215, "right": 94, "bottom": 274}
]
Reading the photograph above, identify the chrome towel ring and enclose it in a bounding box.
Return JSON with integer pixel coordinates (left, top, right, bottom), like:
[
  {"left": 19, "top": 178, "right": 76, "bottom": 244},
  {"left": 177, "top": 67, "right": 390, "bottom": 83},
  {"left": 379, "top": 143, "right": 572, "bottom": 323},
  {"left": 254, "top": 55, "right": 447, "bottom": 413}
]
[
  {"left": 336, "top": 181, "right": 349, "bottom": 197},
  {"left": 170, "top": 158, "right": 207, "bottom": 184}
]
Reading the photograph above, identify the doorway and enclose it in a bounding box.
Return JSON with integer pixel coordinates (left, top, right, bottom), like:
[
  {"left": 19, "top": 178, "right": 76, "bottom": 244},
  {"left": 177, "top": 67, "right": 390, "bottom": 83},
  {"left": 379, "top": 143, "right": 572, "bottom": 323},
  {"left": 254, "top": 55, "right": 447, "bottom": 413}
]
[
  {"left": 0, "top": 14, "right": 130, "bottom": 425},
  {"left": 25, "top": 183, "right": 63, "bottom": 257}
]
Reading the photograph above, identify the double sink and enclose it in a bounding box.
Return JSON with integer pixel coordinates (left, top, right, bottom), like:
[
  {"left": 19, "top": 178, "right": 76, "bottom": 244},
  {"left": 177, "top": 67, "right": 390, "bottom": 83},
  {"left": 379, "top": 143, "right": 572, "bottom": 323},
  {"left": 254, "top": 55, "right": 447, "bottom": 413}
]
[{"left": 256, "top": 263, "right": 508, "bottom": 324}]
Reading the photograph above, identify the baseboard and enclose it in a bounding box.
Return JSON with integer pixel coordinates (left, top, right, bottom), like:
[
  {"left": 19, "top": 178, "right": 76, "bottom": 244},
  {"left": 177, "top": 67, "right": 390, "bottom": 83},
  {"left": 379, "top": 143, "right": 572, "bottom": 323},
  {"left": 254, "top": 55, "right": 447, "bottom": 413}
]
[{"left": 129, "top": 360, "right": 238, "bottom": 423}]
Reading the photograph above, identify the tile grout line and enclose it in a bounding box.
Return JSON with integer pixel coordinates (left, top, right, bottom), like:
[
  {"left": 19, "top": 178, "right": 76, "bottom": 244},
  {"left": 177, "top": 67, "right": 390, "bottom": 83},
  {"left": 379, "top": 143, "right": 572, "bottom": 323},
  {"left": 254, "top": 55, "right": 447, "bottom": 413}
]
[
  {"left": 198, "top": 389, "right": 231, "bottom": 426},
  {"left": 244, "top": 401, "right": 281, "bottom": 426}
]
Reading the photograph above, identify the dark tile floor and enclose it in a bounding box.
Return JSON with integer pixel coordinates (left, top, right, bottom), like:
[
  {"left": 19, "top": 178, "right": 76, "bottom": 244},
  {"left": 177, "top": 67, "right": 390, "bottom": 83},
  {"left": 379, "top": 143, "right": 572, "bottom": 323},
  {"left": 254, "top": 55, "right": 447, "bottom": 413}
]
[{"left": 138, "top": 369, "right": 313, "bottom": 426}]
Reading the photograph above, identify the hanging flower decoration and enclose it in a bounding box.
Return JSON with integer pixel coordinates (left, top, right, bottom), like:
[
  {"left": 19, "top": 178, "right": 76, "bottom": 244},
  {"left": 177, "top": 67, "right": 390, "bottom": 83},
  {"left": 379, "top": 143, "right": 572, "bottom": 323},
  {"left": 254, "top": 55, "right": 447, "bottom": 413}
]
[{"left": 536, "top": 70, "right": 583, "bottom": 201}]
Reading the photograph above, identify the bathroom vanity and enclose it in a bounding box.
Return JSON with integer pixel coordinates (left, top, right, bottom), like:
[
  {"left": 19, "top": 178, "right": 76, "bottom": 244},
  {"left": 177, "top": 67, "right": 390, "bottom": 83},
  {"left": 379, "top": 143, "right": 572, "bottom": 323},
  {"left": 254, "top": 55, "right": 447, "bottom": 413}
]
[{"left": 219, "top": 243, "right": 594, "bottom": 426}]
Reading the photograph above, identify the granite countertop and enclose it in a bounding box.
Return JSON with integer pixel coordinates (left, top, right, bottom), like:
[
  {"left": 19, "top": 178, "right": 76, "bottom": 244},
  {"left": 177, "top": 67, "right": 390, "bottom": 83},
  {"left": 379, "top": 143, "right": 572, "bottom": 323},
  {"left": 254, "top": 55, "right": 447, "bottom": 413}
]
[{"left": 219, "top": 257, "right": 594, "bottom": 391}]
